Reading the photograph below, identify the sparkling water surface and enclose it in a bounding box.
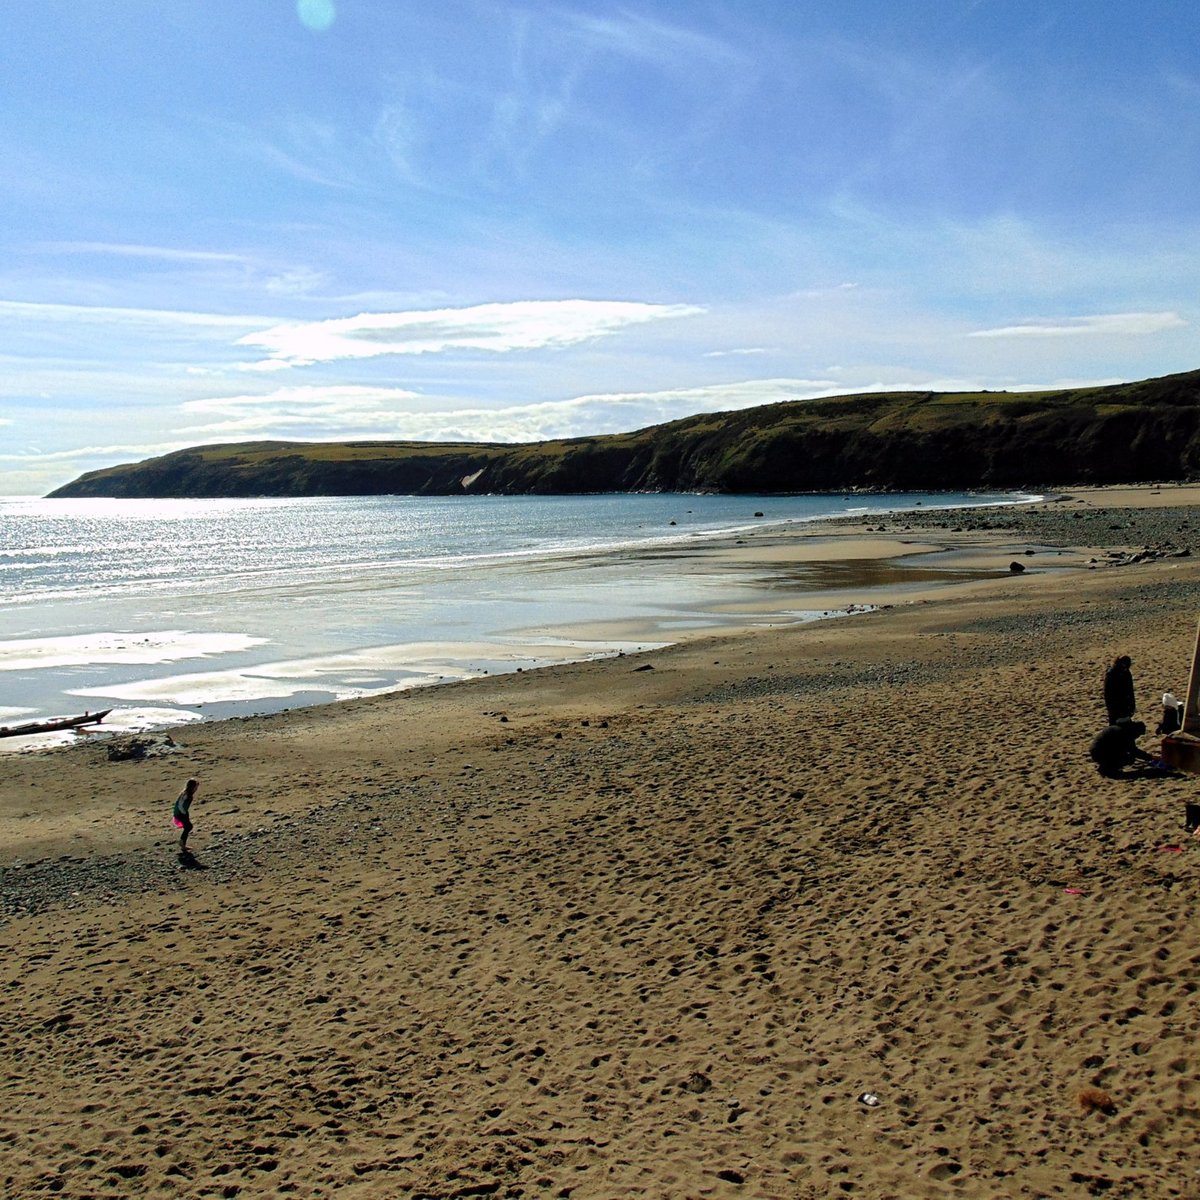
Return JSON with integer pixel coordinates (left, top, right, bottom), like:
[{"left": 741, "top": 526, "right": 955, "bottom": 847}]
[{"left": 0, "top": 491, "right": 1026, "bottom": 738}]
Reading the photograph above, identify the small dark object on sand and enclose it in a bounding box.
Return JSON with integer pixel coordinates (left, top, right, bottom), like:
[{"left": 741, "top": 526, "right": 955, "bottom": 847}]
[{"left": 1078, "top": 1088, "right": 1117, "bottom": 1116}]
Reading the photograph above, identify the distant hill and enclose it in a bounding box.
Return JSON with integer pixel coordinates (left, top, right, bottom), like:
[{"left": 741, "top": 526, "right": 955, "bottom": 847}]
[{"left": 48, "top": 370, "right": 1200, "bottom": 498}]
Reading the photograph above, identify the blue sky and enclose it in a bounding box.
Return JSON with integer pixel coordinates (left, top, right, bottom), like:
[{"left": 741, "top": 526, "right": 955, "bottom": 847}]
[{"left": 2, "top": 0, "right": 1197, "bottom": 494}]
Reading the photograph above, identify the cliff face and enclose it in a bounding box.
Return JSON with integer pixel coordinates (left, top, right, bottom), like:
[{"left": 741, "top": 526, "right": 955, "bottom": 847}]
[{"left": 48, "top": 370, "right": 1200, "bottom": 498}]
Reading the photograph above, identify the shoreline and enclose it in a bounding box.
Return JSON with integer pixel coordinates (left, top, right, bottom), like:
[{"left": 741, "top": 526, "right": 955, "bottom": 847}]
[
  {"left": 4, "top": 478, "right": 1195, "bottom": 749},
  {"left": 1, "top": 489, "right": 1030, "bottom": 743},
  {"left": 3, "top": 482, "right": 1200, "bottom": 1198},
  {"left": 0, "top": 488, "right": 1109, "bottom": 752}
]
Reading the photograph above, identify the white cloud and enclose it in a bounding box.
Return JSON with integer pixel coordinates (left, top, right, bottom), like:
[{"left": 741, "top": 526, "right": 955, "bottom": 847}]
[
  {"left": 174, "top": 377, "right": 837, "bottom": 444},
  {"left": 236, "top": 358, "right": 297, "bottom": 373},
  {"left": 181, "top": 384, "right": 423, "bottom": 436},
  {"left": 967, "top": 312, "right": 1188, "bottom": 339},
  {"left": 789, "top": 283, "right": 861, "bottom": 299},
  {"left": 0, "top": 439, "right": 192, "bottom": 466},
  {"left": 262, "top": 266, "right": 330, "bottom": 296},
  {"left": 235, "top": 299, "right": 704, "bottom": 368},
  {"left": 32, "top": 242, "right": 328, "bottom": 298},
  {"left": 0, "top": 298, "right": 277, "bottom": 332},
  {"left": 528, "top": 378, "right": 837, "bottom": 433},
  {"left": 36, "top": 241, "right": 250, "bottom": 265},
  {"left": 704, "top": 347, "right": 771, "bottom": 358}
]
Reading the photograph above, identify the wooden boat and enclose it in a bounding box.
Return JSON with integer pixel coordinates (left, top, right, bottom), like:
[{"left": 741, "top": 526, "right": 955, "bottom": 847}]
[{"left": 0, "top": 709, "right": 113, "bottom": 738}]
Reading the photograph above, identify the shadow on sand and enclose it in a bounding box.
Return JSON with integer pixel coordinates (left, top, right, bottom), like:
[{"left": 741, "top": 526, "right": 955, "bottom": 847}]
[
  {"left": 1103, "top": 766, "right": 1184, "bottom": 783},
  {"left": 178, "top": 850, "right": 208, "bottom": 871}
]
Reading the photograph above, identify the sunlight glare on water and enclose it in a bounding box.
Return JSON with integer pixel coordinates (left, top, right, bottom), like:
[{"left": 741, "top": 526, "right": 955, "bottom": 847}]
[{"left": 0, "top": 491, "right": 1029, "bottom": 731}]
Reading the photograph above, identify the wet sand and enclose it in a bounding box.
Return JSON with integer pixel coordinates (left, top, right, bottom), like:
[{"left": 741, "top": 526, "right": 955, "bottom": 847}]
[{"left": 2, "top": 485, "right": 1199, "bottom": 1199}]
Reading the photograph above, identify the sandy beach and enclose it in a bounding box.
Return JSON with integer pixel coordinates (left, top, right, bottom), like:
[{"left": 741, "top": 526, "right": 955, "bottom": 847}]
[{"left": 3, "top": 484, "right": 1200, "bottom": 1199}]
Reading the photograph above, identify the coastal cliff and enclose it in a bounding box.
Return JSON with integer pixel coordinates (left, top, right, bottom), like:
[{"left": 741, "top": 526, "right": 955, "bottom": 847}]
[{"left": 49, "top": 369, "right": 1200, "bottom": 497}]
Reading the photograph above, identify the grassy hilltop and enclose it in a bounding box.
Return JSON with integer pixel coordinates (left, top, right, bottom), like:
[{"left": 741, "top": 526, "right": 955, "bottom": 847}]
[{"left": 49, "top": 369, "right": 1200, "bottom": 498}]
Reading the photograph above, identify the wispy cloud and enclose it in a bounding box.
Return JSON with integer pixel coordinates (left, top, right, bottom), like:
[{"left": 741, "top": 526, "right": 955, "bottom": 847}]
[
  {"left": 212, "top": 114, "right": 367, "bottom": 192},
  {"left": 28, "top": 242, "right": 330, "bottom": 299},
  {"left": 177, "top": 377, "right": 838, "bottom": 444},
  {"left": 35, "top": 241, "right": 251, "bottom": 266},
  {"left": 0, "top": 298, "right": 278, "bottom": 331},
  {"left": 236, "top": 299, "right": 704, "bottom": 368},
  {"left": 371, "top": 103, "right": 426, "bottom": 186},
  {"left": 564, "top": 11, "right": 749, "bottom": 75},
  {"left": 967, "top": 312, "right": 1187, "bottom": 339},
  {"left": 181, "top": 384, "right": 424, "bottom": 436},
  {"left": 0, "top": 440, "right": 190, "bottom": 465},
  {"left": 703, "top": 347, "right": 771, "bottom": 358},
  {"left": 534, "top": 378, "right": 839, "bottom": 434}
]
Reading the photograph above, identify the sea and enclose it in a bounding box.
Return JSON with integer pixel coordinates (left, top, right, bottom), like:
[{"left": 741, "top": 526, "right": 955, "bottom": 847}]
[{"left": 0, "top": 491, "right": 1030, "bottom": 743}]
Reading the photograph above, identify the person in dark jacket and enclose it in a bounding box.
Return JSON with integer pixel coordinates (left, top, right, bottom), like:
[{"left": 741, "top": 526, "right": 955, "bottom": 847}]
[
  {"left": 1089, "top": 718, "right": 1152, "bottom": 777},
  {"left": 1103, "top": 655, "right": 1136, "bottom": 725}
]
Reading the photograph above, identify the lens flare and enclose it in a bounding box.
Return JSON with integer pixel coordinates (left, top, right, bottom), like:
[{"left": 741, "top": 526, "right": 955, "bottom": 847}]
[{"left": 296, "top": 0, "right": 336, "bottom": 32}]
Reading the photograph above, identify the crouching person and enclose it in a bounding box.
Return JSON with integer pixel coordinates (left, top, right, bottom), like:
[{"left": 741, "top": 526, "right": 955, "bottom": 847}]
[{"left": 1090, "top": 718, "right": 1153, "bottom": 777}]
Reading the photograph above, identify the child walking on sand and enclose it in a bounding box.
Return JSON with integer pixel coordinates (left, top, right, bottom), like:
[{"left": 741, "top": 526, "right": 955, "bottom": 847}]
[{"left": 173, "top": 778, "right": 200, "bottom": 853}]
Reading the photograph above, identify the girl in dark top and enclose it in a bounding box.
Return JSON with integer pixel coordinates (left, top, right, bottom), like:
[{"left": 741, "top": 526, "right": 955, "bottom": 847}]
[
  {"left": 1103, "top": 655, "right": 1135, "bottom": 725},
  {"left": 173, "top": 778, "right": 199, "bottom": 853}
]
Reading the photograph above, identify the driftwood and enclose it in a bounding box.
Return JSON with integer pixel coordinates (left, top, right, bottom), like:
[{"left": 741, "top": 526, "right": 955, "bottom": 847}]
[{"left": 0, "top": 709, "right": 113, "bottom": 739}]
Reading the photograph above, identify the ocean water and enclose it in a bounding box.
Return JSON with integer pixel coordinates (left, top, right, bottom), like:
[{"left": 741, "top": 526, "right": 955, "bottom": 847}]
[{"left": 0, "top": 491, "right": 1026, "bottom": 739}]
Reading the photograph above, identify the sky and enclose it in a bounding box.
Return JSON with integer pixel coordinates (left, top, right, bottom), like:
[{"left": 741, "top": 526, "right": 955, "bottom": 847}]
[{"left": 1, "top": 0, "right": 1198, "bottom": 495}]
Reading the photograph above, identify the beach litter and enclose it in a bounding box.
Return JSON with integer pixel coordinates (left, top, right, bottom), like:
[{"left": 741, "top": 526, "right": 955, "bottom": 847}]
[{"left": 857, "top": 1092, "right": 881, "bottom": 1107}]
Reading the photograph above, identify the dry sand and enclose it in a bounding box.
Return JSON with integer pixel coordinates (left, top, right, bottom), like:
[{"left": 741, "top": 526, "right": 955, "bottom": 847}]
[{"left": 3, "top": 486, "right": 1200, "bottom": 1199}]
